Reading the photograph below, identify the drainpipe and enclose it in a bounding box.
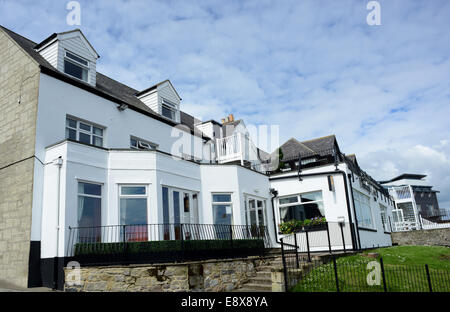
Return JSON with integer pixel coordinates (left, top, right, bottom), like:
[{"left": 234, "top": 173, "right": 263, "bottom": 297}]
[
  {"left": 270, "top": 188, "right": 280, "bottom": 245},
  {"left": 53, "top": 156, "right": 63, "bottom": 289},
  {"left": 270, "top": 169, "right": 360, "bottom": 251}
]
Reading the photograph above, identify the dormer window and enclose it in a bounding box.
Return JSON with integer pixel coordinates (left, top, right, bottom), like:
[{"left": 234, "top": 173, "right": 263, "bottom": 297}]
[
  {"left": 161, "top": 99, "right": 177, "bottom": 121},
  {"left": 64, "top": 51, "right": 89, "bottom": 82}
]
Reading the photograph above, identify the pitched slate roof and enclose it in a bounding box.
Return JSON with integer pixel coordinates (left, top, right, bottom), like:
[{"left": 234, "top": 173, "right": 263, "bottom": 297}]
[
  {"left": 0, "top": 26, "right": 205, "bottom": 138},
  {"left": 272, "top": 135, "right": 337, "bottom": 162}
]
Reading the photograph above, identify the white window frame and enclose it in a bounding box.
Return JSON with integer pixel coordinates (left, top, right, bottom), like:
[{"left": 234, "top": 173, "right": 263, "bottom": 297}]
[
  {"left": 379, "top": 203, "right": 388, "bottom": 231},
  {"left": 64, "top": 50, "right": 89, "bottom": 82},
  {"left": 244, "top": 195, "right": 267, "bottom": 228},
  {"left": 77, "top": 181, "right": 103, "bottom": 234},
  {"left": 119, "top": 185, "right": 149, "bottom": 225},
  {"left": 278, "top": 191, "right": 324, "bottom": 224},
  {"left": 161, "top": 98, "right": 178, "bottom": 121},
  {"left": 211, "top": 193, "right": 233, "bottom": 225},
  {"left": 353, "top": 189, "right": 375, "bottom": 229},
  {"left": 130, "top": 136, "right": 158, "bottom": 150},
  {"left": 66, "top": 116, "right": 104, "bottom": 147}
]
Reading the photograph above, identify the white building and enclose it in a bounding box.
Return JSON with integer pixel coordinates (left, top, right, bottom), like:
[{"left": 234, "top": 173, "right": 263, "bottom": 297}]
[
  {"left": 380, "top": 174, "right": 447, "bottom": 231},
  {"left": 0, "top": 26, "right": 393, "bottom": 290}
]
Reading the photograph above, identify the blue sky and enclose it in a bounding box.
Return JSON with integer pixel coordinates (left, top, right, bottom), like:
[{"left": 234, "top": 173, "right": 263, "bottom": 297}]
[{"left": 1, "top": 0, "right": 450, "bottom": 207}]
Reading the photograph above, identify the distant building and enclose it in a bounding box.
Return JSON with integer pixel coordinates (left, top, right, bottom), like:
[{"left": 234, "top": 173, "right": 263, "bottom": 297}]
[{"left": 379, "top": 173, "right": 445, "bottom": 230}]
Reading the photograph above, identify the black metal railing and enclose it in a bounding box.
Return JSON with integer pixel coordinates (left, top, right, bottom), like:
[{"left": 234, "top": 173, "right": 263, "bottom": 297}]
[
  {"left": 289, "top": 256, "right": 450, "bottom": 292},
  {"left": 280, "top": 222, "right": 450, "bottom": 292},
  {"left": 66, "top": 223, "right": 269, "bottom": 266}
]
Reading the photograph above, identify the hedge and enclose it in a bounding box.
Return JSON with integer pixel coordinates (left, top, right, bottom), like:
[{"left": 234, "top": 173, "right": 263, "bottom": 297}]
[{"left": 74, "top": 239, "right": 264, "bottom": 256}]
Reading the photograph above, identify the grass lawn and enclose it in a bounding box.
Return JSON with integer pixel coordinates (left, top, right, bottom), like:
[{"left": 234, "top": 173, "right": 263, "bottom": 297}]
[{"left": 292, "top": 245, "right": 450, "bottom": 292}]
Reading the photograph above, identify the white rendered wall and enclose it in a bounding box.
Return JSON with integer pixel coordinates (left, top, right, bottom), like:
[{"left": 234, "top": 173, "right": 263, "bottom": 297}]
[
  {"left": 269, "top": 163, "right": 392, "bottom": 249},
  {"left": 40, "top": 141, "right": 275, "bottom": 258}
]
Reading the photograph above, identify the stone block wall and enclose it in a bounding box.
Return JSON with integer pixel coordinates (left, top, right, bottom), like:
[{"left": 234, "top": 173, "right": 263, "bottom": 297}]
[
  {"left": 64, "top": 257, "right": 262, "bottom": 292},
  {"left": 391, "top": 228, "right": 450, "bottom": 247},
  {"left": 0, "top": 28, "right": 40, "bottom": 288}
]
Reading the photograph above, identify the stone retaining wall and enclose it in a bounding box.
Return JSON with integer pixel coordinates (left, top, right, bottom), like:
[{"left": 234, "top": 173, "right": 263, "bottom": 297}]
[
  {"left": 391, "top": 228, "right": 450, "bottom": 247},
  {"left": 65, "top": 257, "right": 270, "bottom": 292}
]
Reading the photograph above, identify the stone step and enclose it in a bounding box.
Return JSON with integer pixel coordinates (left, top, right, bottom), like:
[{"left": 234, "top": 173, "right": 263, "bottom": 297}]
[
  {"left": 232, "top": 287, "right": 271, "bottom": 292},
  {"left": 255, "top": 265, "right": 279, "bottom": 272},
  {"left": 247, "top": 277, "right": 272, "bottom": 285},
  {"left": 242, "top": 283, "right": 272, "bottom": 291},
  {"left": 256, "top": 271, "right": 271, "bottom": 279}
]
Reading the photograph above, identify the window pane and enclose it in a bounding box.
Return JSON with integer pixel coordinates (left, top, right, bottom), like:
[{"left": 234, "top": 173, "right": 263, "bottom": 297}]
[
  {"left": 213, "top": 204, "right": 232, "bottom": 225},
  {"left": 279, "top": 196, "right": 298, "bottom": 205},
  {"left": 66, "top": 52, "right": 88, "bottom": 66},
  {"left": 162, "top": 105, "right": 174, "bottom": 119},
  {"left": 79, "top": 132, "right": 91, "bottom": 144},
  {"left": 78, "top": 182, "right": 101, "bottom": 196},
  {"left": 279, "top": 203, "right": 323, "bottom": 223},
  {"left": 212, "top": 194, "right": 231, "bottom": 203},
  {"left": 183, "top": 193, "right": 190, "bottom": 213},
  {"left": 93, "top": 136, "right": 103, "bottom": 147},
  {"left": 64, "top": 60, "right": 85, "bottom": 81},
  {"left": 79, "top": 122, "right": 91, "bottom": 131},
  {"left": 66, "top": 128, "right": 76, "bottom": 140},
  {"left": 130, "top": 138, "right": 138, "bottom": 148},
  {"left": 120, "top": 198, "right": 147, "bottom": 225},
  {"left": 173, "top": 191, "right": 180, "bottom": 224},
  {"left": 78, "top": 197, "right": 101, "bottom": 225},
  {"left": 93, "top": 127, "right": 103, "bottom": 136},
  {"left": 66, "top": 118, "right": 77, "bottom": 128},
  {"left": 121, "top": 186, "right": 146, "bottom": 195},
  {"left": 301, "top": 191, "right": 323, "bottom": 203}
]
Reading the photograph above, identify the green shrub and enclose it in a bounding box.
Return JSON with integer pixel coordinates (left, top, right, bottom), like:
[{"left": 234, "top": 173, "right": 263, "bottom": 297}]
[{"left": 73, "top": 239, "right": 264, "bottom": 256}]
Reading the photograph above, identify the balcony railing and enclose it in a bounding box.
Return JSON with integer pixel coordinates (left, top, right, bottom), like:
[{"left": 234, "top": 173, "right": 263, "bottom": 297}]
[
  {"left": 216, "top": 133, "right": 243, "bottom": 163},
  {"left": 390, "top": 186, "right": 412, "bottom": 200},
  {"left": 66, "top": 223, "right": 269, "bottom": 266}
]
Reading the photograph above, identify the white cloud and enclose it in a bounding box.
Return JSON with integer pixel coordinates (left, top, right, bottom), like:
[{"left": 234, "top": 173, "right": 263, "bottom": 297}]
[{"left": 1, "top": 0, "right": 449, "bottom": 207}]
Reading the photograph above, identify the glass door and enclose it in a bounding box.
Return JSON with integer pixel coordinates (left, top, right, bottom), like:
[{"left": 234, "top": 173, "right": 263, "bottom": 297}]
[
  {"left": 119, "top": 185, "right": 148, "bottom": 242},
  {"left": 245, "top": 196, "right": 267, "bottom": 238},
  {"left": 162, "top": 186, "right": 199, "bottom": 240}
]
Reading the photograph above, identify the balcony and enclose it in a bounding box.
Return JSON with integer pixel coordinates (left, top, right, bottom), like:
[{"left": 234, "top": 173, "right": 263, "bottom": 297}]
[
  {"left": 389, "top": 186, "right": 413, "bottom": 201},
  {"left": 216, "top": 133, "right": 267, "bottom": 173},
  {"left": 66, "top": 223, "right": 269, "bottom": 266}
]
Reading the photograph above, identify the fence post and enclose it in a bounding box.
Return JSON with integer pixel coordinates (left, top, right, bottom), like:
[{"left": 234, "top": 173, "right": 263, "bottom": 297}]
[
  {"left": 294, "top": 233, "right": 299, "bottom": 269},
  {"left": 326, "top": 222, "right": 332, "bottom": 254},
  {"left": 180, "top": 223, "right": 184, "bottom": 260},
  {"left": 332, "top": 255, "right": 339, "bottom": 292},
  {"left": 380, "top": 257, "right": 387, "bottom": 292},
  {"left": 305, "top": 230, "right": 311, "bottom": 262},
  {"left": 425, "top": 264, "right": 432, "bottom": 292},
  {"left": 229, "top": 225, "right": 233, "bottom": 248},
  {"left": 339, "top": 222, "right": 346, "bottom": 253},
  {"left": 123, "top": 225, "right": 127, "bottom": 262},
  {"left": 280, "top": 238, "right": 289, "bottom": 292}
]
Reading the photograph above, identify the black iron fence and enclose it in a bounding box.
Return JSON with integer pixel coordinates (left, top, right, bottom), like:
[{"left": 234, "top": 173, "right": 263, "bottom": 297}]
[
  {"left": 66, "top": 223, "right": 269, "bottom": 266},
  {"left": 280, "top": 222, "right": 450, "bottom": 292},
  {"left": 280, "top": 222, "right": 353, "bottom": 261},
  {"left": 288, "top": 256, "right": 450, "bottom": 292}
]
